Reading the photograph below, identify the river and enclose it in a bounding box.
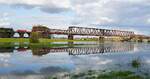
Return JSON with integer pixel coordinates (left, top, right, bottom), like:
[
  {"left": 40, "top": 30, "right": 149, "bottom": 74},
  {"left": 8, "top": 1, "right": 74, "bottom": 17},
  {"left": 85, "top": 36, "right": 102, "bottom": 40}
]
[{"left": 0, "top": 42, "right": 150, "bottom": 79}]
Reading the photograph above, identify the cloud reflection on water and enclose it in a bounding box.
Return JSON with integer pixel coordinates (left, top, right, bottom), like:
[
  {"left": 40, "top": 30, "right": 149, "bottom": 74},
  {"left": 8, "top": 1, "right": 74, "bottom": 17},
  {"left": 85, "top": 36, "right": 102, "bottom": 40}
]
[{"left": 0, "top": 42, "right": 150, "bottom": 78}]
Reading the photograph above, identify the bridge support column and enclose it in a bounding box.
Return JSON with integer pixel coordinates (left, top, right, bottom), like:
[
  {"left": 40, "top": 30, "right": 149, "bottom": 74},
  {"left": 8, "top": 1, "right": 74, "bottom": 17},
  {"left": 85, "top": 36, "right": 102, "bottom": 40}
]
[
  {"left": 99, "top": 36, "right": 105, "bottom": 42},
  {"left": 68, "top": 34, "right": 73, "bottom": 40},
  {"left": 68, "top": 34, "right": 74, "bottom": 45}
]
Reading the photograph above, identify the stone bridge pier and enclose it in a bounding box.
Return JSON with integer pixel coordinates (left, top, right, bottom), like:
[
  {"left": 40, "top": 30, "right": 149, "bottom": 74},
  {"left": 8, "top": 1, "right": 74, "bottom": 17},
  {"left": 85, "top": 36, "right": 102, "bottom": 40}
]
[
  {"left": 68, "top": 34, "right": 73, "bottom": 40},
  {"left": 99, "top": 36, "right": 105, "bottom": 41}
]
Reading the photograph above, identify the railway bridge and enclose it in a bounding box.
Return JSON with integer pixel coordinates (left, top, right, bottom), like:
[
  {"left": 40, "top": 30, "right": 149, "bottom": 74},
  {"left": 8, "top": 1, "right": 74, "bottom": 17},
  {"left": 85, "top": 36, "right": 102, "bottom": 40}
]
[
  {"left": 32, "top": 25, "right": 135, "bottom": 41},
  {"left": 1, "top": 26, "right": 149, "bottom": 42}
]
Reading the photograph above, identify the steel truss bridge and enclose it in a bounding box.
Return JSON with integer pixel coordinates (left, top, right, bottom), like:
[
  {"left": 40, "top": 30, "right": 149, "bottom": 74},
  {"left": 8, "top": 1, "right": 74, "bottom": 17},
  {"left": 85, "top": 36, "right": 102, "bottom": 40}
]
[
  {"left": 32, "top": 26, "right": 135, "bottom": 40},
  {"left": 12, "top": 25, "right": 150, "bottom": 41},
  {"left": 49, "top": 26, "right": 134, "bottom": 36}
]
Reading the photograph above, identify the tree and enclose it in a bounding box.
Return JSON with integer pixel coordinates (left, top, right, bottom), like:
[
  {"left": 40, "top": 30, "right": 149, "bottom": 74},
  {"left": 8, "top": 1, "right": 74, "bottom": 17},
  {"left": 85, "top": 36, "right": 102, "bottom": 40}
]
[{"left": 30, "top": 32, "right": 40, "bottom": 43}]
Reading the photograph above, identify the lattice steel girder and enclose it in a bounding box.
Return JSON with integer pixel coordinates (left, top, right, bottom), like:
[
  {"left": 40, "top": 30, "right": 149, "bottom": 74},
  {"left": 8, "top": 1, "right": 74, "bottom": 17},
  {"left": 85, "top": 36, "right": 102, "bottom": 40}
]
[
  {"left": 54, "top": 27, "right": 134, "bottom": 36},
  {"left": 68, "top": 27, "right": 105, "bottom": 36},
  {"left": 32, "top": 26, "right": 135, "bottom": 37}
]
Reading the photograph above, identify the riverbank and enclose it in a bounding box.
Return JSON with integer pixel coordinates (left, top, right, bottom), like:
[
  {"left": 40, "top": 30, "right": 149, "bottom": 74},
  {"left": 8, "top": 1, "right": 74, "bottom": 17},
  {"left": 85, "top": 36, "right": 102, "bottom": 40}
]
[
  {"left": 49, "top": 70, "right": 147, "bottom": 79},
  {"left": 0, "top": 38, "right": 98, "bottom": 43},
  {"left": 0, "top": 42, "right": 97, "bottom": 48}
]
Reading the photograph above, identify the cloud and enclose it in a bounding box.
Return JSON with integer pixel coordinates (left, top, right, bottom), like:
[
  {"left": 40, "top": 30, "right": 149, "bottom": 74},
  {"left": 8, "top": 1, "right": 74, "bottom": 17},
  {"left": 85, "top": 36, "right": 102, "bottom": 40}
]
[
  {"left": 0, "top": 0, "right": 71, "bottom": 13},
  {"left": 0, "top": 0, "right": 150, "bottom": 25},
  {"left": 40, "top": 7, "right": 70, "bottom": 14},
  {"left": 0, "top": 0, "right": 150, "bottom": 34},
  {"left": 70, "top": 0, "right": 150, "bottom": 35},
  {"left": 0, "top": 12, "right": 11, "bottom": 26},
  {"left": 71, "top": 0, "right": 150, "bottom": 24}
]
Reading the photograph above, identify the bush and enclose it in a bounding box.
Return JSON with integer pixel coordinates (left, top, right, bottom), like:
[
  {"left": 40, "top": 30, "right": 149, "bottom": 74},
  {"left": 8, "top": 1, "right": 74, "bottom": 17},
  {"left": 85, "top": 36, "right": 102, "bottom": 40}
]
[
  {"left": 30, "top": 32, "right": 40, "bottom": 43},
  {"left": 131, "top": 59, "right": 141, "bottom": 68}
]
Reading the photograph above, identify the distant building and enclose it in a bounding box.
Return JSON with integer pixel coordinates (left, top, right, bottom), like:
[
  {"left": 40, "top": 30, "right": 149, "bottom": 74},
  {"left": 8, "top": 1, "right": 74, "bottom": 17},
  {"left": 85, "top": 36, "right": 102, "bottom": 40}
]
[
  {"left": 0, "top": 27, "right": 14, "bottom": 38},
  {"left": 32, "top": 25, "right": 51, "bottom": 38}
]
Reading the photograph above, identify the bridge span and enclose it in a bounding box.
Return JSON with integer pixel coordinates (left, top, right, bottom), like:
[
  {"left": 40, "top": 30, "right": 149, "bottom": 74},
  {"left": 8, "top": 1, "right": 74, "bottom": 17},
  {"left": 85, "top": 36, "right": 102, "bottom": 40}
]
[
  {"left": 47, "top": 26, "right": 134, "bottom": 36},
  {"left": 32, "top": 25, "right": 135, "bottom": 41},
  {"left": 1, "top": 25, "right": 149, "bottom": 42}
]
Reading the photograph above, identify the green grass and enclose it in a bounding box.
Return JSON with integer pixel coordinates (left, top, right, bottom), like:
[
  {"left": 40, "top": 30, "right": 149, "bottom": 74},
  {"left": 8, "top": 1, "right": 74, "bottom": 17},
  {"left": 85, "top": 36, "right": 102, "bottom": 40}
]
[
  {"left": 0, "top": 42, "right": 93, "bottom": 48},
  {"left": 0, "top": 38, "right": 99, "bottom": 43},
  {"left": 0, "top": 38, "right": 100, "bottom": 48},
  {"left": 68, "top": 70, "right": 144, "bottom": 79},
  {"left": 49, "top": 70, "right": 146, "bottom": 79},
  {"left": 96, "top": 71, "right": 142, "bottom": 79},
  {"left": 0, "top": 38, "right": 29, "bottom": 42}
]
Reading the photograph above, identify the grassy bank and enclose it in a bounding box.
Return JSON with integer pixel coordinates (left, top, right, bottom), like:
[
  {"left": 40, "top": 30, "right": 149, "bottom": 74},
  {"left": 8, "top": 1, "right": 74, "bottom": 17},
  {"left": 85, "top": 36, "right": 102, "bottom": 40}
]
[
  {"left": 49, "top": 70, "right": 148, "bottom": 79},
  {"left": 0, "top": 42, "right": 68, "bottom": 48},
  {"left": 0, "top": 41, "right": 94, "bottom": 48},
  {"left": 0, "top": 38, "right": 29, "bottom": 42},
  {"left": 0, "top": 38, "right": 98, "bottom": 43}
]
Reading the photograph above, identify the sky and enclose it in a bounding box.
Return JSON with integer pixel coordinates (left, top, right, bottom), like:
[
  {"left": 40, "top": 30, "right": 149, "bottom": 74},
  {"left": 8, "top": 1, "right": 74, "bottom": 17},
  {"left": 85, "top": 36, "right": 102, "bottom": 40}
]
[{"left": 0, "top": 0, "right": 150, "bottom": 35}]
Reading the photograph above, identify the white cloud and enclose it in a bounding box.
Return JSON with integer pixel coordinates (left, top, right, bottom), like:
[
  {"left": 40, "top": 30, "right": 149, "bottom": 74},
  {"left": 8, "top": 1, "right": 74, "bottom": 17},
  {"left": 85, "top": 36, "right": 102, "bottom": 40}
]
[
  {"left": 147, "top": 18, "right": 150, "bottom": 23},
  {"left": 70, "top": 0, "right": 116, "bottom": 24},
  {"left": 0, "top": 12, "right": 11, "bottom": 27},
  {"left": 0, "top": 0, "right": 71, "bottom": 13},
  {"left": 0, "top": 0, "right": 150, "bottom": 34}
]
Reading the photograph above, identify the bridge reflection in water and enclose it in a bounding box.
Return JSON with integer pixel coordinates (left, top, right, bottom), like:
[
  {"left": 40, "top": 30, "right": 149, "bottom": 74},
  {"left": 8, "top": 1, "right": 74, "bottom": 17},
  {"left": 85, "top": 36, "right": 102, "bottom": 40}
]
[
  {"left": 31, "top": 43, "right": 134, "bottom": 56},
  {"left": 0, "top": 43, "right": 135, "bottom": 56}
]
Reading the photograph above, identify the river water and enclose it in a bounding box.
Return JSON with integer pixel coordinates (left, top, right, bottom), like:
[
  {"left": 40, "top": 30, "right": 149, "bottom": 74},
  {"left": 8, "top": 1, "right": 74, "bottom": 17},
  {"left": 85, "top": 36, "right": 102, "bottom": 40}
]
[{"left": 0, "top": 42, "right": 150, "bottom": 79}]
